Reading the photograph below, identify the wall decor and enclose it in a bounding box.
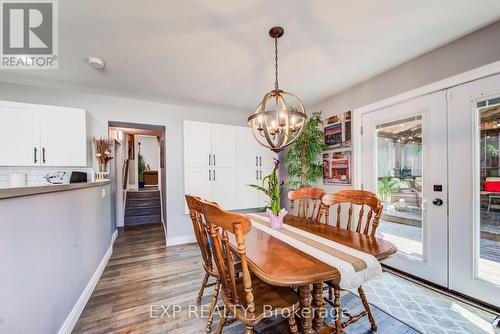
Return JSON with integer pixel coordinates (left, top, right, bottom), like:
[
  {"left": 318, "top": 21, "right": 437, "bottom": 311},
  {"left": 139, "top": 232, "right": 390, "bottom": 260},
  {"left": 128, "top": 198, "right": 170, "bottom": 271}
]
[
  {"left": 324, "top": 111, "right": 351, "bottom": 149},
  {"left": 323, "top": 149, "right": 352, "bottom": 185}
]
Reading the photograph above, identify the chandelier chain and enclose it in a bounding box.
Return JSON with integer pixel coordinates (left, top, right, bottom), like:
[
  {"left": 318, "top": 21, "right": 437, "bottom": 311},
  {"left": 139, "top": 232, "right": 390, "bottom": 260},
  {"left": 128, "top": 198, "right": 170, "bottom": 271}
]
[{"left": 274, "top": 37, "right": 279, "bottom": 90}]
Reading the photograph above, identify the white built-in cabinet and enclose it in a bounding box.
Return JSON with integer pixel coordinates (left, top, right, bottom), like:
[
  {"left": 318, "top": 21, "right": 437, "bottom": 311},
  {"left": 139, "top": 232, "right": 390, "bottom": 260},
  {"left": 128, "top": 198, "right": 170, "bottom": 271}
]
[
  {"left": 0, "top": 101, "right": 87, "bottom": 166},
  {"left": 184, "top": 121, "right": 276, "bottom": 210}
]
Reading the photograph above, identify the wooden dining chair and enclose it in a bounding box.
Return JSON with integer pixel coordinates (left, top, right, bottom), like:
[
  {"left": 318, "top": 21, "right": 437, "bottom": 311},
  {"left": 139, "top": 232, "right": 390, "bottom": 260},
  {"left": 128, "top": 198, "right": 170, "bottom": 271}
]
[
  {"left": 321, "top": 190, "right": 383, "bottom": 332},
  {"left": 288, "top": 187, "right": 326, "bottom": 222},
  {"left": 185, "top": 194, "right": 225, "bottom": 333},
  {"left": 200, "top": 200, "right": 300, "bottom": 334}
]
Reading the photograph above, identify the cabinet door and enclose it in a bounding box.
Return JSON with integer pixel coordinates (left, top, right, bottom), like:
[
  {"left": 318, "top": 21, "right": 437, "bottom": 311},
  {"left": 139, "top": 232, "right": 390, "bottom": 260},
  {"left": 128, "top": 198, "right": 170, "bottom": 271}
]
[
  {"left": 258, "top": 147, "right": 278, "bottom": 169},
  {"left": 212, "top": 168, "right": 237, "bottom": 210},
  {"left": 184, "top": 121, "right": 212, "bottom": 168},
  {"left": 236, "top": 168, "right": 260, "bottom": 209},
  {"left": 40, "top": 109, "right": 86, "bottom": 166},
  {"left": 184, "top": 167, "right": 212, "bottom": 200},
  {"left": 236, "top": 126, "right": 259, "bottom": 168},
  {"left": 211, "top": 124, "right": 236, "bottom": 168},
  {"left": 0, "top": 106, "right": 40, "bottom": 166}
]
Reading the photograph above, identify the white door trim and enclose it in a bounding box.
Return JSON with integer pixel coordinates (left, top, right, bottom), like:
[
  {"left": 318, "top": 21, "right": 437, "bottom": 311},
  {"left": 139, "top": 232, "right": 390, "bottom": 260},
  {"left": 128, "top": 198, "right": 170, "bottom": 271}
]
[{"left": 353, "top": 60, "right": 500, "bottom": 190}]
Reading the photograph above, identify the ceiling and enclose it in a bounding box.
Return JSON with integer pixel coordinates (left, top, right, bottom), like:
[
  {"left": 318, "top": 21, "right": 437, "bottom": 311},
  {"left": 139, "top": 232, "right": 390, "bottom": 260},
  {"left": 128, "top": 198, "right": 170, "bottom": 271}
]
[{"left": 1, "top": 0, "right": 500, "bottom": 111}]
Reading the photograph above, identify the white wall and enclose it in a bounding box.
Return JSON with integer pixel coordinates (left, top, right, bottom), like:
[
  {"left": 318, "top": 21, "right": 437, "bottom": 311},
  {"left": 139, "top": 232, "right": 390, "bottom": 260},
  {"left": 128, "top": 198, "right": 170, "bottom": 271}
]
[
  {"left": 138, "top": 136, "right": 160, "bottom": 171},
  {"left": 0, "top": 82, "right": 248, "bottom": 239},
  {"left": 306, "top": 20, "right": 500, "bottom": 195}
]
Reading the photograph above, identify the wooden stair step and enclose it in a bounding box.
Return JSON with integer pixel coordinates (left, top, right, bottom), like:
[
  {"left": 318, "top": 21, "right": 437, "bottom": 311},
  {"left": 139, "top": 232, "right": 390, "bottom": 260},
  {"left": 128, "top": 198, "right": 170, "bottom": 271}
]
[
  {"left": 124, "top": 214, "right": 162, "bottom": 225},
  {"left": 125, "top": 206, "right": 161, "bottom": 217},
  {"left": 127, "top": 191, "right": 160, "bottom": 199},
  {"left": 126, "top": 198, "right": 161, "bottom": 207}
]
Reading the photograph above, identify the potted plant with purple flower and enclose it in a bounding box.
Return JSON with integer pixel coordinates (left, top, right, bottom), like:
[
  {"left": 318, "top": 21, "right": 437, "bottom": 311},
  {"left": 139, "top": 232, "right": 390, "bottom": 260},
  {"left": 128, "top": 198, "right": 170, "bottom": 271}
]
[{"left": 249, "top": 158, "right": 287, "bottom": 229}]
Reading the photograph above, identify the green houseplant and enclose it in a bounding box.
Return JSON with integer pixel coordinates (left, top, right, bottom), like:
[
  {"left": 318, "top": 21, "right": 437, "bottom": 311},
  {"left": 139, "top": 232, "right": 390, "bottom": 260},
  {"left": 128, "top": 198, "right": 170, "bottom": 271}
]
[
  {"left": 249, "top": 158, "right": 286, "bottom": 229},
  {"left": 378, "top": 176, "right": 399, "bottom": 203},
  {"left": 285, "top": 111, "right": 325, "bottom": 188},
  {"left": 138, "top": 153, "right": 146, "bottom": 189}
]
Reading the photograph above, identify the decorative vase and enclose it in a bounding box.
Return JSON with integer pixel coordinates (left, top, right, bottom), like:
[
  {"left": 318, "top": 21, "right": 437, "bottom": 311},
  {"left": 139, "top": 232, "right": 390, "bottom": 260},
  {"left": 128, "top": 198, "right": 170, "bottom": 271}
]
[{"left": 266, "top": 208, "right": 288, "bottom": 230}]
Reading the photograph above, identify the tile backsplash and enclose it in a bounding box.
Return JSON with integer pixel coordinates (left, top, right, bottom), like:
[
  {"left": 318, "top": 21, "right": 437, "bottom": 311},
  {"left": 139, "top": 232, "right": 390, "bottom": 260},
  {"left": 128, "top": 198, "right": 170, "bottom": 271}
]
[{"left": 0, "top": 167, "right": 95, "bottom": 188}]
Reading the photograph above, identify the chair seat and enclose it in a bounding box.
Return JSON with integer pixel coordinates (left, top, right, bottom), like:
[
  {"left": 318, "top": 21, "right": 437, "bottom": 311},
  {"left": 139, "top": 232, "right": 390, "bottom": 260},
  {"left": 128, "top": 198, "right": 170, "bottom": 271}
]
[{"left": 228, "top": 275, "right": 300, "bottom": 325}]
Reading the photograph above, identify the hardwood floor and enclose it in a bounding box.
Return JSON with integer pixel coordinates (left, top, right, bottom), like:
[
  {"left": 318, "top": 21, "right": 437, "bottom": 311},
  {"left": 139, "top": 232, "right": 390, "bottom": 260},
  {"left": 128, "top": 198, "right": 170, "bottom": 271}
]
[{"left": 73, "top": 224, "right": 418, "bottom": 334}]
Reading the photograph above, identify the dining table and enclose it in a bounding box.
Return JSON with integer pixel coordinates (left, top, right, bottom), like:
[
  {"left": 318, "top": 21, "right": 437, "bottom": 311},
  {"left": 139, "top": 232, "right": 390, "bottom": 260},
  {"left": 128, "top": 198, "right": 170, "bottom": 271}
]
[{"left": 229, "top": 213, "right": 397, "bottom": 334}]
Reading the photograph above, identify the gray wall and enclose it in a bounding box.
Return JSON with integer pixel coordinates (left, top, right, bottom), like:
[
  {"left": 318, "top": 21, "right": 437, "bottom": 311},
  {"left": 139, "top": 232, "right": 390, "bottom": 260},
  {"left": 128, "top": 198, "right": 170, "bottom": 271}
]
[
  {"left": 0, "top": 83, "right": 248, "bottom": 239},
  {"left": 0, "top": 184, "right": 112, "bottom": 334},
  {"left": 307, "top": 20, "right": 500, "bottom": 195}
]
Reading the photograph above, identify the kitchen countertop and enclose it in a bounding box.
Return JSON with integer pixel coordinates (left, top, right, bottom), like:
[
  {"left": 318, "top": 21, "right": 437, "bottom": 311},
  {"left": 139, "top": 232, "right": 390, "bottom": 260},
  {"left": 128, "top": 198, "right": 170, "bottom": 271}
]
[{"left": 0, "top": 181, "right": 111, "bottom": 199}]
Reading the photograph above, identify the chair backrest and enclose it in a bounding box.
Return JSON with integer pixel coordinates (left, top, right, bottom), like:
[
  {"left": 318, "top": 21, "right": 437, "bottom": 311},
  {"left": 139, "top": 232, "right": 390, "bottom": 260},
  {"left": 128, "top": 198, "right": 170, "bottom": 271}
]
[
  {"left": 288, "top": 187, "right": 326, "bottom": 222},
  {"left": 320, "top": 190, "right": 383, "bottom": 236},
  {"left": 200, "top": 200, "right": 255, "bottom": 314},
  {"left": 185, "top": 194, "right": 214, "bottom": 274}
]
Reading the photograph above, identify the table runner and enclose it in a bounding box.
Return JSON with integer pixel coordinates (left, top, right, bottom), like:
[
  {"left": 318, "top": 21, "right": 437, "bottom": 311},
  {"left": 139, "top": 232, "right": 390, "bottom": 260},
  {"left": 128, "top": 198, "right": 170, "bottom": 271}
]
[{"left": 247, "top": 213, "right": 382, "bottom": 289}]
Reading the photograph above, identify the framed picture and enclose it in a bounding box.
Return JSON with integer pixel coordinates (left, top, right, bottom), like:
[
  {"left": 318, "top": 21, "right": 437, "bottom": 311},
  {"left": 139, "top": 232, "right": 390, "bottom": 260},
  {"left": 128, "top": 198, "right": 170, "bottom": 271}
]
[
  {"left": 324, "top": 111, "right": 351, "bottom": 149},
  {"left": 323, "top": 149, "right": 352, "bottom": 185}
]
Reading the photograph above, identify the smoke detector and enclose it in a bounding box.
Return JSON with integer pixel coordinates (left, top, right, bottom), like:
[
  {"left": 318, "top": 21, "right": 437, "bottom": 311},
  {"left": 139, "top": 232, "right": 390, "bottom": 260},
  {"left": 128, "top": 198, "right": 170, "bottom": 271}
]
[{"left": 87, "top": 57, "right": 105, "bottom": 69}]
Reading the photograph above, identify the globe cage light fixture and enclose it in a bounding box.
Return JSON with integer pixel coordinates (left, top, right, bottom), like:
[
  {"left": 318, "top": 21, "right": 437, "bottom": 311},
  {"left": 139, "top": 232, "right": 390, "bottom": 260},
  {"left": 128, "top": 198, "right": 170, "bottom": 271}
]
[{"left": 247, "top": 26, "right": 307, "bottom": 153}]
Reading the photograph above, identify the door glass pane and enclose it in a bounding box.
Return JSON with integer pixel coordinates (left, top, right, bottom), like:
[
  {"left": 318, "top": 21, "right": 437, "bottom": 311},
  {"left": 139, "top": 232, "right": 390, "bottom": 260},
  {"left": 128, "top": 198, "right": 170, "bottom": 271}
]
[
  {"left": 478, "top": 100, "right": 500, "bottom": 285},
  {"left": 375, "top": 116, "right": 423, "bottom": 259}
]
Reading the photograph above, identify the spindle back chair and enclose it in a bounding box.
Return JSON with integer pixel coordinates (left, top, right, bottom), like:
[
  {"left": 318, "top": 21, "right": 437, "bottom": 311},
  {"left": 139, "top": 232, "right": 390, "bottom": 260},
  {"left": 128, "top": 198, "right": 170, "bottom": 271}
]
[
  {"left": 288, "top": 188, "right": 326, "bottom": 222},
  {"left": 185, "top": 194, "right": 223, "bottom": 332},
  {"left": 200, "top": 200, "right": 299, "bottom": 334},
  {"left": 321, "top": 190, "right": 383, "bottom": 332},
  {"left": 320, "top": 190, "right": 383, "bottom": 236}
]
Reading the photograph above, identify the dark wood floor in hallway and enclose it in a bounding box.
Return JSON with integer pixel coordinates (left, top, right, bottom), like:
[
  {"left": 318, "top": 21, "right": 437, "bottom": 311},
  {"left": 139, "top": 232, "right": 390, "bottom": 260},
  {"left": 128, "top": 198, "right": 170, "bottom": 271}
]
[
  {"left": 73, "top": 224, "right": 418, "bottom": 334},
  {"left": 72, "top": 224, "right": 209, "bottom": 333}
]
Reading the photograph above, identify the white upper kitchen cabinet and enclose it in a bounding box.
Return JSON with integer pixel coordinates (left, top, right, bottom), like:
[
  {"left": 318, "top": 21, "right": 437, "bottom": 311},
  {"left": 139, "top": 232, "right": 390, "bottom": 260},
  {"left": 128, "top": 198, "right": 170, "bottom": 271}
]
[
  {"left": 236, "top": 126, "right": 259, "bottom": 168},
  {"left": 258, "top": 145, "right": 277, "bottom": 169},
  {"left": 211, "top": 124, "right": 236, "bottom": 168},
  {"left": 40, "top": 109, "right": 86, "bottom": 166},
  {"left": 0, "top": 101, "right": 86, "bottom": 167},
  {"left": 0, "top": 105, "right": 39, "bottom": 166},
  {"left": 183, "top": 121, "right": 212, "bottom": 168}
]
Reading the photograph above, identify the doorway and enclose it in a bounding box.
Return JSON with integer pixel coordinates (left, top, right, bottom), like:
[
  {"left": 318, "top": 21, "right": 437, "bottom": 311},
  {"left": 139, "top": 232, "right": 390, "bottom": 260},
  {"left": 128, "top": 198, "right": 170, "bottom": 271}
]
[
  {"left": 360, "top": 74, "right": 500, "bottom": 308},
  {"left": 108, "top": 121, "right": 166, "bottom": 232}
]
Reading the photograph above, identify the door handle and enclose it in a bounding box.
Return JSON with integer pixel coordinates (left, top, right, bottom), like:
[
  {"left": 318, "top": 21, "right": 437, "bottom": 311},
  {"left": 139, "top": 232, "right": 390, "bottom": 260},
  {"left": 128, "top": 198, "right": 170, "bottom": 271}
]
[
  {"left": 42, "top": 147, "right": 46, "bottom": 164},
  {"left": 256, "top": 156, "right": 258, "bottom": 166},
  {"left": 213, "top": 154, "right": 216, "bottom": 166},
  {"left": 259, "top": 170, "right": 262, "bottom": 180},
  {"left": 256, "top": 170, "right": 259, "bottom": 180},
  {"left": 209, "top": 169, "right": 211, "bottom": 181},
  {"left": 213, "top": 169, "right": 215, "bottom": 181},
  {"left": 209, "top": 154, "right": 211, "bottom": 166},
  {"left": 259, "top": 156, "right": 262, "bottom": 167},
  {"left": 34, "top": 147, "right": 38, "bottom": 164},
  {"left": 432, "top": 198, "right": 443, "bottom": 206}
]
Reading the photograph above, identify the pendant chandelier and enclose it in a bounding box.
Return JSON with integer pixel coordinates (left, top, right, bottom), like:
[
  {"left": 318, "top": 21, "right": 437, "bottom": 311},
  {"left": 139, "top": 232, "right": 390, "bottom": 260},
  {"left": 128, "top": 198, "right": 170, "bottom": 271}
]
[{"left": 247, "top": 26, "right": 307, "bottom": 153}]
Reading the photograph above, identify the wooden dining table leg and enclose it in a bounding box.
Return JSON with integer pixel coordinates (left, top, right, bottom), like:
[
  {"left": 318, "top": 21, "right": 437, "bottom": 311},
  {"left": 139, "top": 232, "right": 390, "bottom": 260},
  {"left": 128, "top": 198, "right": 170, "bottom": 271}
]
[
  {"left": 312, "top": 282, "right": 326, "bottom": 332},
  {"left": 299, "top": 284, "right": 314, "bottom": 334}
]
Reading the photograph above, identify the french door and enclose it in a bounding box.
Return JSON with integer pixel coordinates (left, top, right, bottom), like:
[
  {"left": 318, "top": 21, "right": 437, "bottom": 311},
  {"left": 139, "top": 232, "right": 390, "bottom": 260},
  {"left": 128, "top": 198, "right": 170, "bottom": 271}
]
[
  {"left": 448, "top": 73, "right": 500, "bottom": 308},
  {"left": 361, "top": 91, "right": 449, "bottom": 286},
  {"left": 361, "top": 75, "right": 500, "bottom": 308}
]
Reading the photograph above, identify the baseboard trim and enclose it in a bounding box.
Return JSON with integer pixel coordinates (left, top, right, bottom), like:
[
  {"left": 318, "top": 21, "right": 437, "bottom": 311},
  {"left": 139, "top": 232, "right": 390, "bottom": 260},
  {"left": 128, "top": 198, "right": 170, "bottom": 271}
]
[
  {"left": 57, "top": 229, "right": 118, "bottom": 334},
  {"left": 167, "top": 234, "right": 196, "bottom": 246}
]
